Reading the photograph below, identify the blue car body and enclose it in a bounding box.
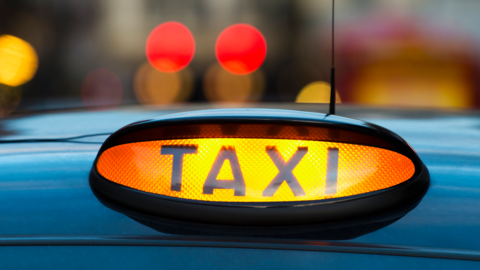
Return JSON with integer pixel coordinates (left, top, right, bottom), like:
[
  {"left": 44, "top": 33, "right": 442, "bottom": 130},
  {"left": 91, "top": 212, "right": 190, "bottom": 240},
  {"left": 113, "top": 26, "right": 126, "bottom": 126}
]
[{"left": 0, "top": 105, "right": 479, "bottom": 269}]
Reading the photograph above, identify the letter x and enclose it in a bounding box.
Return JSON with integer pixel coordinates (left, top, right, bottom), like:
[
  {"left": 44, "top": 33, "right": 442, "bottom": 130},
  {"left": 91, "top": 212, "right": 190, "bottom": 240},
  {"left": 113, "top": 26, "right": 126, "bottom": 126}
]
[{"left": 263, "top": 146, "right": 308, "bottom": 197}]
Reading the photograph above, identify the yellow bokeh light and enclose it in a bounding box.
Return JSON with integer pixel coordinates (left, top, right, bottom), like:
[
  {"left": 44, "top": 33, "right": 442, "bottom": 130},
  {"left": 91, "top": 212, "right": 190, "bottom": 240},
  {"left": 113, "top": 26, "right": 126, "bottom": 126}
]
[
  {"left": 0, "top": 35, "right": 38, "bottom": 87},
  {"left": 134, "top": 62, "right": 193, "bottom": 105},
  {"left": 296, "top": 81, "right": 341, "bottom": 104},
  {"left": 97, "top": 138, "right": 414, "bottom": 203},
  {"left": 204, "top": 64, "right": 264, "bottom": 103},
  {"left": 351, "top": 53, "right": 474, "bottom": 109}
]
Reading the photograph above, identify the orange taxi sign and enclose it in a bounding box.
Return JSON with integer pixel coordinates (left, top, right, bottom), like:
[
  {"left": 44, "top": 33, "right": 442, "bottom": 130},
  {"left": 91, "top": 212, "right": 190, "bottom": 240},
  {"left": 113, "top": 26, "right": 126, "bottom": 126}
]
[{"left": 97, "top": 138, "right": 415, "bottom": 203}]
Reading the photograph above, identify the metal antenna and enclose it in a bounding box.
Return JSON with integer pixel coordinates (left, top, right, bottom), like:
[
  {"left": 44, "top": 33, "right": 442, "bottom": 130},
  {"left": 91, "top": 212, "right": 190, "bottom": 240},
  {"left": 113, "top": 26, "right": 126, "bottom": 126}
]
[{"left": 329, "top": 0, "right": 336, "bottom": 115}]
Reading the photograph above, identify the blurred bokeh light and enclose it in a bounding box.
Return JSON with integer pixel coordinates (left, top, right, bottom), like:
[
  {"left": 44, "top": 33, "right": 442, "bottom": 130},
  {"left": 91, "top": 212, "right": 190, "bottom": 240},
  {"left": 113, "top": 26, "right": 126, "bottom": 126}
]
[
  {"left": 0, "top": 35, "right": 38, "bottom": 87},
  {"left": 336, "top": 14, "right": 478, "bottom": 109},
  {"left": 1, "top": 1, "right": 480, "bottom": 112},
  {"left": 204, "top": 63, "right": 264, "bottom": 102},
  {"left": 296, "top": 82, "right": 341, "bottom": 104},
  {"left": 81, "top": 68, "right": 123, "bottom": 110},
  {"left": 350, "top": 53, "right": 474, "bottom": 108},
  {"left": 216, "top": 24, "right": 266, "bottom": 75},
  {"left": 134, "top": 61, "right": 193, "bottom": 106},
  {"left": 0, "top": 84, "right": 21, "bottom": 117},
  {"left": 146, "top": 22, "right": 195, "bottom": 73}
]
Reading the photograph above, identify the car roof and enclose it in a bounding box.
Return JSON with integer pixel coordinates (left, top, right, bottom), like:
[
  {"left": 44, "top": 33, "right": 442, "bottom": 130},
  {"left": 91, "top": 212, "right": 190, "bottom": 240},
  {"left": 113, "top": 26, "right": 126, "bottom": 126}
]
[{"left": 1, "top": 104, "right": 480, "bottom": 260}]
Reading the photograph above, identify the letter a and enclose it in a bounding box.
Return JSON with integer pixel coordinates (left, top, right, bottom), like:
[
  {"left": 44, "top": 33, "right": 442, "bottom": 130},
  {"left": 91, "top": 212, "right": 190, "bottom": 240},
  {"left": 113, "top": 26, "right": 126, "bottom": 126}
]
[{"left": 203, "top": 146, "right": 246, "bottom": 196}]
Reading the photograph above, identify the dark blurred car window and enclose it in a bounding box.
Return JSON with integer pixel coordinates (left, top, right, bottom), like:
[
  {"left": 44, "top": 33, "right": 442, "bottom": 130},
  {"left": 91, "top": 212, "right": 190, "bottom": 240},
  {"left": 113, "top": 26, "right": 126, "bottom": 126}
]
[{"left": 0, "top": 0, "right": 478, "bottom": 114}]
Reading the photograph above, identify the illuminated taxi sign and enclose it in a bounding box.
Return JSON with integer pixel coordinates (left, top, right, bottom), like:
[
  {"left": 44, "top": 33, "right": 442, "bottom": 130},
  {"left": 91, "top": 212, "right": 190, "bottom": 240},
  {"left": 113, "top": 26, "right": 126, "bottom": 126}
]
[
  {"left": 90, "top": 108, "right": 429, "bottom": 231},
  {"left": 97, "top": 139, "right": 415, "bottom": 202}
]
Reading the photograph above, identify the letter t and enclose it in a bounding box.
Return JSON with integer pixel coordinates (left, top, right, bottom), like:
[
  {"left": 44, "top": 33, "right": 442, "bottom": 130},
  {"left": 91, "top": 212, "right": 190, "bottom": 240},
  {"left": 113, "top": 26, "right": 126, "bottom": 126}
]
[{"left": 161, "top": 145, "right": 198, "bottom": 191}]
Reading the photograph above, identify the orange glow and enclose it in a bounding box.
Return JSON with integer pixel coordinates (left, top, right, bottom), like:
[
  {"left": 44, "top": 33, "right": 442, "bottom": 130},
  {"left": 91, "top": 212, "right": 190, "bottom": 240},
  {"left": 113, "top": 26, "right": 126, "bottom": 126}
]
[
  {"left": 81, "top": 68, "right": 123, "bottom": 110},
  {"left": 351, "top": 54, "right": 474, "bottom": 108},
  {"left": 97, "top": 139, "right": 415, "bottom": 203},
  {"left": 134, "top": 62, "right": 193, "bottom": 105},
  {"left": 296, "top": 82, "right": 341, "bottom": 104},
  {"left": 203, "top": 64, "right": 264, "bottom": 103},
  {"left": 0, "top": 35, "right": 38, "bottom": 87},
  {"left": 215, "top": 24, "right": 266, "bottom": 75},
  {"left": 146, "top": 22, "right": 195, "bottom": 73}
]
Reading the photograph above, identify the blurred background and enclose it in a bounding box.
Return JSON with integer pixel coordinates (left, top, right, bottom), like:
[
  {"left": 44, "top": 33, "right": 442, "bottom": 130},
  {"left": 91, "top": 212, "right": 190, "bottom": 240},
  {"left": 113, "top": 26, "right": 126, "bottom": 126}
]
[{"left": 0, "top": 0, "right": 479, "bottom": 115}]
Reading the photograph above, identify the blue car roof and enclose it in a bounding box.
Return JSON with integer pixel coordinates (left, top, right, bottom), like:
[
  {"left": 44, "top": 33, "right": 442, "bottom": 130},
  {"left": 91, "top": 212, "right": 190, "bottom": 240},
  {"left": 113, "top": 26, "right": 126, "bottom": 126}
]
[{"left": 0, "top": 104, "right": 480, "bottom": 262}]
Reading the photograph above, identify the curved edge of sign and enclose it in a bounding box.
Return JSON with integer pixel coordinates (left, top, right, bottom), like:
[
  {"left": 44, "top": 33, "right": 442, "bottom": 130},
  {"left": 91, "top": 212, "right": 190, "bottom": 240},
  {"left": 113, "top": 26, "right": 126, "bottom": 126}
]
[
  {"left": 91, "top": 189, "right": 422, "bottom": 240},
  {"left": 89, "top": 163, "right": 429, "bottom": 226},
  {"left": 99, "top": 109, "right": 420, "bottom": 160},
  {"left": 89, "top": 108, "right": 430, "bottom": 228}
]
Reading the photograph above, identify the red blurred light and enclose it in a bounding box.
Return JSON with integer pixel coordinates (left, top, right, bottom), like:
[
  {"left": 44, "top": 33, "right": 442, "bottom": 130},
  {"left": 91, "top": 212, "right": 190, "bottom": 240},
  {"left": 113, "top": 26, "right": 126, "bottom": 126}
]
[
  {"left": 215, "top": 24, "right": 266, "bottom": 75},
  {"left": 81, "top": 68, "right": 123, "bottom": 111},
  {"left": 146, "top": 22, "right": 195, "bottom": 73}
]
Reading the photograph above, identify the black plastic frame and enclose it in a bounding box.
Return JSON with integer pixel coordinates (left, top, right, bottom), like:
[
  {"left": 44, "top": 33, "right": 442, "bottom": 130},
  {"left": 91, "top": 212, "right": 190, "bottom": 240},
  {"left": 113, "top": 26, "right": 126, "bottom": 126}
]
[{"left": 90, "top": 108, "right": 430, "bottom": 227}]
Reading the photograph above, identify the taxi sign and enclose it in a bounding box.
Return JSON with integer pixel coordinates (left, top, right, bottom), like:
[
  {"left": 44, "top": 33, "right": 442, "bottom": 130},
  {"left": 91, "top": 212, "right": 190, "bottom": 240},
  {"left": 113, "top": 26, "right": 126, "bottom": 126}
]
[
  {"left": 90, "top": 109, "right": 429, "bottom": 231},
  {"left": 97, "top": 139, "right": 415, "bottom": 203}
]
